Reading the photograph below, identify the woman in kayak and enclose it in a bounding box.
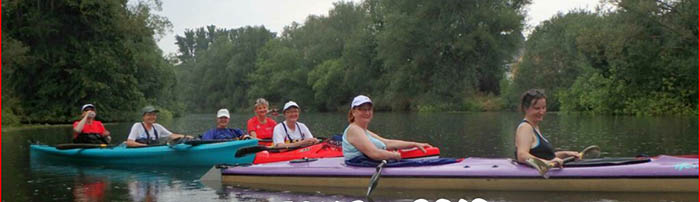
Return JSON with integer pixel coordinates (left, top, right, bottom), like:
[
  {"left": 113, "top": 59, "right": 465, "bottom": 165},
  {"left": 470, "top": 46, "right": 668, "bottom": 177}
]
[
  {"left": 201, "top": 108, "right": 249, "bottom": 140},
  {"left": 343, "top": 95, "right": 431, "bottom": 161},
  {"left": 272, "top": 101, "right": 320, "bottom": 149},
  {"left": 73, "top": 104, "right": 111, "bottom": 144},
  {"left": 126, "top": 106, "right": 189, "bottom": 147},
  {"left": 515, "top": 89, "right": 580, "bottom": 167},
  {"left": 247, "top": 98, "right": 277, "bottom": 139}
]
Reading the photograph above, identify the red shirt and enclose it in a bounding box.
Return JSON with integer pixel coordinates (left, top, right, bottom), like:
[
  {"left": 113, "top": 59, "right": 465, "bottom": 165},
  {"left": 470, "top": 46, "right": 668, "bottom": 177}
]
[
  {"left": 247, "top": 116, "right": 277, "bottom": 139},
  {"left": 73, "top": 120, "right": 106, "bottom": 139}
]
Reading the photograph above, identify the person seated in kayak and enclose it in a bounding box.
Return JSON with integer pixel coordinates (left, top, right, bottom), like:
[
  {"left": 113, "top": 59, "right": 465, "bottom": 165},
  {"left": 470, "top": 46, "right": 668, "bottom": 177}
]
[
  {"left": 343, "top": 95, "right": 432, "bottom": 161},
  {"left": 515, "top": 89, "right": 580, "bottom": 167},
  {"left": 272, "top": 101, "right": 320, "bottom": 149},
  {"left": 247, "top": 98, "right": 277, "bottom": 139},
  {"left": 72, "top": 104, "right": 111, "bottom": 144},
  {"left": 126, "top": 106, "right": 189, "bottom": 147},
  {"left": 201, "top": 108, "right": 249, "bottom": 140}
]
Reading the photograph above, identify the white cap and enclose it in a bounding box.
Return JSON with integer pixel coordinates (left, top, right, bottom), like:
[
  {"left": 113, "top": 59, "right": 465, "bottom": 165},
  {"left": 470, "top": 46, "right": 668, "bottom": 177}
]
[
  {"left": 81, "top": 104, "right": 95, "bottom": 111},
  {"left": 216, "top": 108, "right": 230, "bottom": 118},
  {"left": 351, "top": 95, "right": 372, "bottom": 109},
  {"left": 283, "top": 101, "right": 299, "bottom": 112}
]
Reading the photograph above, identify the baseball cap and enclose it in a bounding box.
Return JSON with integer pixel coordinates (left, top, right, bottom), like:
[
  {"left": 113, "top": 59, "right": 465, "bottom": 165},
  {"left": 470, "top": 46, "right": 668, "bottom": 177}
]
[
  {"left": 81, "top": 104, "right": 95, "bottom": 111},
  {"left": 283, "top": 101, "right": 299, "bottom": 112},
  {"left": 141, "top": 106, "right": 159, "bottom": 114},
  {"left": 217, "top": 108, "right": 230, "bottom": 118},
  {"left": 351, "top": 95, "right": 372, "bottom": 109}
]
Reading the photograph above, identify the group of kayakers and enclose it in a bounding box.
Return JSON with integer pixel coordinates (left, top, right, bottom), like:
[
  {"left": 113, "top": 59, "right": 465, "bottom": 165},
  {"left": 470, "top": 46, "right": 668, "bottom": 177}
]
[{"left": 71, "top": 89, "right": 579, "bottom": 167}]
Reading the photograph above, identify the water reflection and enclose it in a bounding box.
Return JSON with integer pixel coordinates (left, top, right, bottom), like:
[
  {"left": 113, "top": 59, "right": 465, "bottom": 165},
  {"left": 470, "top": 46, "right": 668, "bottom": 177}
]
[
  {"left": 8, "top": 112, "right": 698, "bottom": 201},
  {"left": 29, "top": 159, "right": 210, "bottom": 202},
  {"left": 72, "top": 175, "right": 109, "bottom": 202}
]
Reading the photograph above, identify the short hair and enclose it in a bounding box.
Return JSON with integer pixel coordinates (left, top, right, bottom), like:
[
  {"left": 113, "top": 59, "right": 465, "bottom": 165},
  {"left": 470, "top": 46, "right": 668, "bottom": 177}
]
[
  {"left": 254, "top": 98, "right": 269, "bottom": 108},
  {"left": 519, "top": 89, "right": 546, "bottom": 113}
]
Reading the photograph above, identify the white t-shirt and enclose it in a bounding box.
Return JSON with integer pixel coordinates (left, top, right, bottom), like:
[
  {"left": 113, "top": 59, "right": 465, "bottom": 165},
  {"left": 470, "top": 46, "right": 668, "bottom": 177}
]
[
  {"left": 272, "top": 121, "right": 313, "bottom": 145},
  {"left": 127, "top": 122, "right": 173, "bottom": 141}
]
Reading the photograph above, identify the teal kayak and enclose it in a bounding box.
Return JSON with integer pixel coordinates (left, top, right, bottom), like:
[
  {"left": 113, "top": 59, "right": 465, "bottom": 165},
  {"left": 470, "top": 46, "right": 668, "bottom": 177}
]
[{"left": 30, "top": 139, "right": 258, "bottom": 167}]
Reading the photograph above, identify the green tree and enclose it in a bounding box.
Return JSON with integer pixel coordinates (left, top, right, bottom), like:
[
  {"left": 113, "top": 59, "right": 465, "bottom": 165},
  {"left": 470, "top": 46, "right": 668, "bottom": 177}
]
[{"left": 2, "top": 0, "right": 177, "bottom": 123}]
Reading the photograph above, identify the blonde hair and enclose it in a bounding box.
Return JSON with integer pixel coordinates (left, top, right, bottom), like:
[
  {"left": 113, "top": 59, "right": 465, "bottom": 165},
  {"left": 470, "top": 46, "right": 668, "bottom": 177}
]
[{"left": 254, "top": 98, "right": 269, "bottom": 109}]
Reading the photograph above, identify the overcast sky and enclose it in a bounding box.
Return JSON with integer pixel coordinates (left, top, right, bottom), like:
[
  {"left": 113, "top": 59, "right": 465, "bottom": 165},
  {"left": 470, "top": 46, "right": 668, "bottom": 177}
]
[{"left": 153, "top": 0, "right": 601, "bottom": 56}]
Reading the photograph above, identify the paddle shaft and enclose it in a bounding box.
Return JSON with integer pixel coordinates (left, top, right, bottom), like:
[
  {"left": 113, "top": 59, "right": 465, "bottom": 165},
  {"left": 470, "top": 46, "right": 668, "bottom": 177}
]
[
  {"left": 55, "top": 143, "right": 110, "bottom": 150},
  {"left": 366, "top": 160, "right": 387, "bottom": 197},
  {"left": 235, "top": 137, "right": 330, "bottom": 157}
]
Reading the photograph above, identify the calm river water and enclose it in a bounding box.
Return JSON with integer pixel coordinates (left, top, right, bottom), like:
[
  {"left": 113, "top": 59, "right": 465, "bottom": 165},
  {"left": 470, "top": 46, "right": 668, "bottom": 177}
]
[{"left": 2, "top": 112, "right": 697, "bottom": 201}]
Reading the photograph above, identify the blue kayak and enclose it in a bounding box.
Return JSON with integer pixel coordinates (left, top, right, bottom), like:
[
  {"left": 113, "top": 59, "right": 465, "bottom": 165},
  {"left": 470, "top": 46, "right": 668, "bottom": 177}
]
[{"left": 30, "top": 139, "right": 258, "bottom": 167}]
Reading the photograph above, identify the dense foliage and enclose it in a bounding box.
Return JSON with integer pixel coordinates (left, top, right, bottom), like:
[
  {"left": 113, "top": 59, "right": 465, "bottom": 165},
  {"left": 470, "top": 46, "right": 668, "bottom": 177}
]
[
  {"left": 504, "top": 0, "right": 698, "bottom": 116},
  {"left": 178, "top": 0, "right": 529, "bottom": 112},
  {"left": 2, "top": 0, "right": 179, "bottom": 123},
  {"left": 3, "top": 0, "right": 696, "bottom": 125}
]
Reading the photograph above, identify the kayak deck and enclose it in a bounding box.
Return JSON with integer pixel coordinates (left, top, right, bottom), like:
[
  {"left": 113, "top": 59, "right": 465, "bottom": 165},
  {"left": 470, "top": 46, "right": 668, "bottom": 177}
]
[
  {"left": 221, "top": 155, "right": 698, "bottom": 192},
  {"left": 30, "top": 139, "right": 258, "bottom": 166}
]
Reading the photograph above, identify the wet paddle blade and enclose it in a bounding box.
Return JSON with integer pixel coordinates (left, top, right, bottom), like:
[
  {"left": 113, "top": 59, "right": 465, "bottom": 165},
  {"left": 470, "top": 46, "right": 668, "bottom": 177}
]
[
  {"left": 581, "top": 145, "right": 601, "bottom": 159},
  {"left": 525, "top": 158, "right": 550, "bottom": 179},
  {"left": 366, "top": 160, "right": 387, "bottom": 197}
]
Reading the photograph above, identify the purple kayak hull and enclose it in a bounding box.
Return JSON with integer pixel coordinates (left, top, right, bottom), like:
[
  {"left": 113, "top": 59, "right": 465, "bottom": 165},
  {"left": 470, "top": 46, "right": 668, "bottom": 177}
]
[{"left": 221, "top": 155, "right": 698, "bottom": 192}]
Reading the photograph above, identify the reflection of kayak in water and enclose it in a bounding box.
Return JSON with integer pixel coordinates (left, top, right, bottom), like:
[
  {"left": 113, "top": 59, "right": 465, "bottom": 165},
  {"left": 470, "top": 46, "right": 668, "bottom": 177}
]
[
  {"left": 30, "top": 158, "right": 211, "bottom": 182},
  {"left": 30, "top": 159, "right": 211, "bottom": 202},
  {"left": 219, "top": 155, "right": 698, "bottom": 193},
  {"left": 29, "top": 139, "right": 259, "bottom": 166}
]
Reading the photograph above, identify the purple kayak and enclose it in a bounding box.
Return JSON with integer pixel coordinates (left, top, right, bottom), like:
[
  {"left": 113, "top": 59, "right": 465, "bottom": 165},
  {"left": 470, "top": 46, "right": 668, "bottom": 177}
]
[{"left": 220, "top": 155, "right": 698, "bottom": 192}]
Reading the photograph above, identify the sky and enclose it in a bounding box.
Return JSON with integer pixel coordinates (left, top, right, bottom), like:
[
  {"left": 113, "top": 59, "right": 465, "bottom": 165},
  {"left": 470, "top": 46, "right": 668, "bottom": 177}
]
[{"left": 153, "top": 0, "right": 602, "bottom": 56}]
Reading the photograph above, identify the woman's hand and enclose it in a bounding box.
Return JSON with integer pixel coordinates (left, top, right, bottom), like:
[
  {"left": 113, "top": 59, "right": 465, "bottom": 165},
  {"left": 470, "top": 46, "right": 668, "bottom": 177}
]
[
  {"left": 548, "top": 157, "right": 565, "bottom": 168},
  {"left": 389, "top": 150, "right": 402, "bottom": 160},
  {"left": 413, "top": 142, "right": 432, "bottom": 153},
  {"left": 301, "top": 138, "right": 320, "bottom": 147}
]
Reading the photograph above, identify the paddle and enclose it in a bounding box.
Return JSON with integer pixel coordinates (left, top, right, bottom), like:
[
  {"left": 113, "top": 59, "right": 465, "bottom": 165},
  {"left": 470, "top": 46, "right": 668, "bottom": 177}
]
[
  {"left": 234, "top": 137, "right": 331, "bottom": 157},
  {"left": 167, "top": 136, "right": 189, "bottom": 148},
  {"left": 366, "top": 160, "right": 387, "bottom": 197},
  {"left": 234, "top": 145, "right": 303, "bottom": 157},
  {"left": 526, "top": 145, "right": 601, "bottom": 178},
  {"left": 55, "top": 143, "right": 111, "bottom": 150}
]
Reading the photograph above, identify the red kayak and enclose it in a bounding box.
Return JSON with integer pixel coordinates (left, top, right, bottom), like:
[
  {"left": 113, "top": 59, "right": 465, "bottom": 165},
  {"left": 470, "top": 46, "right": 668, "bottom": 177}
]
[{"left": 253, "top": 142, "right": 440, "bottom": 164}]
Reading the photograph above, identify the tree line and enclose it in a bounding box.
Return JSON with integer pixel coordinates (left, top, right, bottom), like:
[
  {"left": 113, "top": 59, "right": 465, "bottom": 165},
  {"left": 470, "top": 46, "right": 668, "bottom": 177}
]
[{"left": 2, "top": 0, "right": 697, "bottom": 125}]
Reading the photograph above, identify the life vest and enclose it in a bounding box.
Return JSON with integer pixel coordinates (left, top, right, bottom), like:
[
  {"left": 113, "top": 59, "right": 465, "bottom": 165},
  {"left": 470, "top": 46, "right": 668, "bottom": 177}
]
[
  {"left": 135, "top": 122, "right": 159, "bottom": 145},
  {"left": 282, "top": 122, "right": 305, "bottom": 144}
]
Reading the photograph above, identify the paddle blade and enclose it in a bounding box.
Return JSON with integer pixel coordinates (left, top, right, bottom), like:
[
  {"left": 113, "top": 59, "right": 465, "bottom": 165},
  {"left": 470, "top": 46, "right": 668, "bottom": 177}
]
[
  {"left": 366, "top": 160, "right": 387, "bottom": 197},
  {"left": 525, "top": 158, "right": 550, "bottom": 179},
  {"left": 580, "top": 145, "right": 601, "bottom": 159},
  {"left": 235, "top": 146, "right": 267, "bottom": 157}
]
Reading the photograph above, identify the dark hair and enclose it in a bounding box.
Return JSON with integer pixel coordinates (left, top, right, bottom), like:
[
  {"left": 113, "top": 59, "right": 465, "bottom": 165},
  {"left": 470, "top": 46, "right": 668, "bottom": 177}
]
[
  {"left": 347, "top": 110, "right": 355, "bottom": 123},
  {"left": 519, "top": 89, "right": 546, "bottom": 113}
]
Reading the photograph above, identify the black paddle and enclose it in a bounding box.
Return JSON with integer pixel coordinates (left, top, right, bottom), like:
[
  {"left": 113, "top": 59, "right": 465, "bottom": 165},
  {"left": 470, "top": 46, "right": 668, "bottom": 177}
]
[
  {"left": 527, "top": 145, "right": 601, "bottom": 178},
  {"left": 55, "top": 143, "right": 112, "bottom": 150},
  {"left": 234, "top": 145, "right": 303, "bottom": 157},
  {"left": 366, "top": 160, "right": 387, "bottom": 197},
  {"left": 234, "top": 137, "right": 331, "bottom": 157}
]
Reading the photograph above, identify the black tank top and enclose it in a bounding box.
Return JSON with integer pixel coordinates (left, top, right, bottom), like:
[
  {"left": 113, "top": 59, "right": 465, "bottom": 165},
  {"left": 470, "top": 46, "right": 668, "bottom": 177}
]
[{"left": 515, "top": 120, "right": 555, "bottom": 160}]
